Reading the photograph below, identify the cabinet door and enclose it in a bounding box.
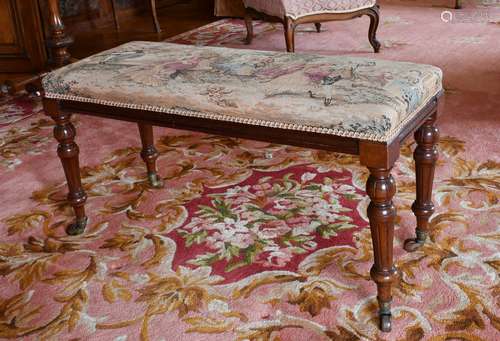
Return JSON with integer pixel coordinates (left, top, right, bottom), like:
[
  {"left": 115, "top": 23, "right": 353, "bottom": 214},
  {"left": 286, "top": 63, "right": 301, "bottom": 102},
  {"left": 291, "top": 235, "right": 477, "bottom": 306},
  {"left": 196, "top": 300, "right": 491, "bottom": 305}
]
[{"left": 0, "top": 0, "right": 46, "bottom": 73}]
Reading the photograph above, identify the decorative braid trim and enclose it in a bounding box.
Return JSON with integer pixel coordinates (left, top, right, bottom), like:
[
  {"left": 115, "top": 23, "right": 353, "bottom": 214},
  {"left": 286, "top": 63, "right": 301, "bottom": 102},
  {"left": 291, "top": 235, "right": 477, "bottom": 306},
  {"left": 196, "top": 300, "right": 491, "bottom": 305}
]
[{"left": 44, "top": 88, "right": 442, "bottom": 143}]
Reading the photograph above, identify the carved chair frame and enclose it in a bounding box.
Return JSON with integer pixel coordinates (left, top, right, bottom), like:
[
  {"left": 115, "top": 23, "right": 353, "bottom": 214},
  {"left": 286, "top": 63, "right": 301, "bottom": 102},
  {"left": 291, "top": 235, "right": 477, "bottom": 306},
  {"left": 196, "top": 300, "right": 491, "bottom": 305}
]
[{"left": 244, "top": 5, "right": 381, "bottom": 52}]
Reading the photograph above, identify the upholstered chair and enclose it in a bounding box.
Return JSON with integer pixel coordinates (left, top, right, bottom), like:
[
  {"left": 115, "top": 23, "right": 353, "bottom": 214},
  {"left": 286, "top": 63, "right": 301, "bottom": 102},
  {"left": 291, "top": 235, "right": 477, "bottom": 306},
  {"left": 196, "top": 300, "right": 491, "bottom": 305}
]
[{"left": 242, "top": 0, "right": 381, "bottom": 53}]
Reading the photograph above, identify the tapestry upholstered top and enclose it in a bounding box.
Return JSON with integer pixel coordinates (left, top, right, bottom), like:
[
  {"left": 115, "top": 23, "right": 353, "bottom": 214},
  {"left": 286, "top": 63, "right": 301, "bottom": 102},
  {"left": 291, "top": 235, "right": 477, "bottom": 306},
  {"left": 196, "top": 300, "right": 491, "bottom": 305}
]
[{"left": 42, "top": 41, "right": 443, "bottom": 142}]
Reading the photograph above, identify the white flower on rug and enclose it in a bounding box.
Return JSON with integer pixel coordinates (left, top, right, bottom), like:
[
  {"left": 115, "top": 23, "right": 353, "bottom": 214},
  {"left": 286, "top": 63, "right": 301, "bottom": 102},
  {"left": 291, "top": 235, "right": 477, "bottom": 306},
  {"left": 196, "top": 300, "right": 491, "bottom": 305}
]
[{"left": 178, "top": 172, "right": 362, "bottom": 272}]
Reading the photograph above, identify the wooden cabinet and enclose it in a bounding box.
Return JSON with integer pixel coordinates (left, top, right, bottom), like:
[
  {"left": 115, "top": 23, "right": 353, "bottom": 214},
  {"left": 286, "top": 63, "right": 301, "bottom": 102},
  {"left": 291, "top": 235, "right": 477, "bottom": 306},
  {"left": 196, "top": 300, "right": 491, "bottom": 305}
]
[
  {"left": 0, "top": 0, "right": 47, "bottom": 73},
  {"left": 0, "top": 0, "right": 216, "bottom": 93},
  {"left": 0, "top": 0, "right": 74, "bottom": 93}
]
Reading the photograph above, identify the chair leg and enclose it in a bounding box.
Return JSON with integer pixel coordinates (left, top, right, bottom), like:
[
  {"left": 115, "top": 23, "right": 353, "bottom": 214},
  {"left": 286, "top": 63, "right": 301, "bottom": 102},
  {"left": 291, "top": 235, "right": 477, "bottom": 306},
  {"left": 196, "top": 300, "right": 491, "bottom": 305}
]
[
  {"left": 366, "top": 167, "right": 398, "bottom": 332},
  {"left": 149, "top": 0, "right": 161, "bottom": 33},
  {"left": 138, "top": 123, "right": 163, "bottom": 188},
  {"left": 284, "top": 17, "right": 296, "bottom": 53},
  {"left": 109, "top": 0, "right": 120, "bottom": 30},
  {"left": 404, "top": 113, "right": 439, "bottom": 252},
  {"left": 244, "top": 11, "right": 254, "bottom": 45},
  {"left": 314, "top": 23, "right": 322, "bottom": 33},
  {"left": 366, "top": 5, "right": 381, "bottom": 53},
  {"left": 44, "top": 99, "right": 88, "bottom": 236}
]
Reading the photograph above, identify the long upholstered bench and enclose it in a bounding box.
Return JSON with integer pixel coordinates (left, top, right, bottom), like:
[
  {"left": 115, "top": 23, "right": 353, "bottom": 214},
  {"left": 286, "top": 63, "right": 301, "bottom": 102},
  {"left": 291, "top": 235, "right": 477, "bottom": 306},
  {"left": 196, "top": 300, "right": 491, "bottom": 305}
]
[{"left": 42, "top": 41, "right": 442, "bottom": 332}]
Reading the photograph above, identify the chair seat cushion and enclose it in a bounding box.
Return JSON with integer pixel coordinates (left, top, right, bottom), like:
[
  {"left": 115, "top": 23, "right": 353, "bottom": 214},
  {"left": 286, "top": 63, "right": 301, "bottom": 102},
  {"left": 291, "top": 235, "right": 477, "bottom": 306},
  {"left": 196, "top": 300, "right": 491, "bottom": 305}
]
[
  {"left": 243, "top": 0, "right": 377, "bottom": 19},
  {"left": 43, "top": 41, "right": 442, "bottom": 142}
]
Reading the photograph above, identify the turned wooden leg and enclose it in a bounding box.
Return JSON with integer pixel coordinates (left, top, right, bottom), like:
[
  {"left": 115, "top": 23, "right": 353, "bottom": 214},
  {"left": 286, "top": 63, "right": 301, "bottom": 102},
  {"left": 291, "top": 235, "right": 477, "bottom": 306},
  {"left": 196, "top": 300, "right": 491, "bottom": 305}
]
[
  {"left": 366, "top": 167, "right": 398, "bottom": 332},
  {"left": 366, "top": 5, "right": 381, "bottom": 53},
  {"left": 46, "top": 0, "right": 74, "bottom": 67},
  {"left": 109, "top": 0, "right": 120, "bottom": 30},
  {"left": 314, "top": 22, "right": 322, "bottom": 33},
  {"left": 404, "top": 113, "right": 439, "bottom": 252},
  {"left": 284, "top": 17, "right": 296, "bottom": 53},
  {"left": 138, "top": 123, "right": 163, "bottom": 188},
  {"left": 149, "top": 0, "right": 161, "bottom": 33},
  {"left": 44, "top": 99, "right": 88, "bottom": 235},
  {"left": 244, "top": 12, "right": 254, "bottom": 45},
  {"left": 455, "top": 0, "right": 462, "bottom": 9}
]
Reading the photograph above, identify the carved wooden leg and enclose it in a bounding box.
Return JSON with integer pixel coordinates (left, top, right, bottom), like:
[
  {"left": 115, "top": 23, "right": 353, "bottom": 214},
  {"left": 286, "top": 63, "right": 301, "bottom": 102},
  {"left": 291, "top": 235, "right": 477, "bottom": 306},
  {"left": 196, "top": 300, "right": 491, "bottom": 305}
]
[
  {"left": 149, "top": 0, "right": 161, "bottom": 33},
  {"left": 284, "top": 17, "right": 296, "bottom": 53},
  {"left": 314, "top": 22, "right": 322, "bottom": 33},
  {"left": 404, "top": 113, "right": 439, "bottom": 252},
  {"left": 244, "top": 12, "right": 254, "bottom": 45},
  {"left": 44, "top": 99, "right": 88, "bottom": 235},
  {"left": 366, "top": 5, "right": 381, "bottom": 53},
  {"left": 366, "top": 167, "right": 398, "bottom": 332},
  {"left": 138, "top": 123, "right": 163, "bottom": 188},
  {"left": 46, "top": 0, "right": 74, "bottom": 67}
]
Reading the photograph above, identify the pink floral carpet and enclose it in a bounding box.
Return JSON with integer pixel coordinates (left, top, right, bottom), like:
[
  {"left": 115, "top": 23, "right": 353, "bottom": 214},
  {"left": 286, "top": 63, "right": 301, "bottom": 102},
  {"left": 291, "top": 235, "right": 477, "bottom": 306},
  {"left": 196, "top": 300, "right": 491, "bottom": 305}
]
[{"left": 1, "top": 2, "right": 499, "bottom": 340}]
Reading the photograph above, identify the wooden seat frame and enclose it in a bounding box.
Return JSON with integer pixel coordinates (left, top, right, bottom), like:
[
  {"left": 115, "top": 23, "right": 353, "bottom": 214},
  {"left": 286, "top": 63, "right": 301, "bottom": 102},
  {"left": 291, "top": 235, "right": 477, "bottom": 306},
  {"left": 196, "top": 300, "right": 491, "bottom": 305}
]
[
  {"left": 244, "top": 4, "right": 381, "bottom": 53},
  {"left": 42, "top": 90, "right": 441, "bottom": 332}
]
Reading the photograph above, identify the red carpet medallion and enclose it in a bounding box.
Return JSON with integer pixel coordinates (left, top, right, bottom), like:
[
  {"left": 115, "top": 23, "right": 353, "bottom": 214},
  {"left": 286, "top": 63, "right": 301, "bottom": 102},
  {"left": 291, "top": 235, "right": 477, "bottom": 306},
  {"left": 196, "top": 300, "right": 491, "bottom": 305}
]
[{"left": 0, "top": 3, "right": 499, "bottom": 340}]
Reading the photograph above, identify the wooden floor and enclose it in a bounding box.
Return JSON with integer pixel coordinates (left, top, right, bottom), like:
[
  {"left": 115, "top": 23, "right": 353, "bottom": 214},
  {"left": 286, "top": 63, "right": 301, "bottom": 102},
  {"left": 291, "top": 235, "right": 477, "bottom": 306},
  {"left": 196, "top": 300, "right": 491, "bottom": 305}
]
[
  {"left": 68, "top": 1, "right": 217, "bottom": 59},
  {"left": 0, "top": 1, "right": 217, "bottom": 91}
]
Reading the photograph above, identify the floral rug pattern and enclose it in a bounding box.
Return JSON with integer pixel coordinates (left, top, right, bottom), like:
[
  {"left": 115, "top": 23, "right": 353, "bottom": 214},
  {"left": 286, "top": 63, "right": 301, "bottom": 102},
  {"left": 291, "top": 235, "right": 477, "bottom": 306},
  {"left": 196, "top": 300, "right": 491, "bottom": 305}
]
[
  {"left": 1, "top": 3, "right": 499, "bottom": 341},
  {"left": 0, "top": 95, "right": 56, "bottom": 170}
]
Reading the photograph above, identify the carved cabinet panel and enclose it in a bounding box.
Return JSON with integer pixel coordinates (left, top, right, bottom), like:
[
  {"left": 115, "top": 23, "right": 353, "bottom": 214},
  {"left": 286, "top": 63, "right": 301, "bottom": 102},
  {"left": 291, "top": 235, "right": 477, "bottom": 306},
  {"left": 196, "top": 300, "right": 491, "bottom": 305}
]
[{"left": 0, "top": 0, "right": 47, "bottom": 73}]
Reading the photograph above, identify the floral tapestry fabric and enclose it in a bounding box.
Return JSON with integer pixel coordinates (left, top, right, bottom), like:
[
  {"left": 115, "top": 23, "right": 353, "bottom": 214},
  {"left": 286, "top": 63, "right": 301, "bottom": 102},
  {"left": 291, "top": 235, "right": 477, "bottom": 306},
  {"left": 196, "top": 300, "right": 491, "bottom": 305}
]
[
  {"left": 2, "top": 6, "right": 500, "bottom": 339},
  {"left": 243, "top": 0, "right": 377, "bottom": 19},
  {"left": 42, "top": 41, "right": 442, "bottom": 142}
]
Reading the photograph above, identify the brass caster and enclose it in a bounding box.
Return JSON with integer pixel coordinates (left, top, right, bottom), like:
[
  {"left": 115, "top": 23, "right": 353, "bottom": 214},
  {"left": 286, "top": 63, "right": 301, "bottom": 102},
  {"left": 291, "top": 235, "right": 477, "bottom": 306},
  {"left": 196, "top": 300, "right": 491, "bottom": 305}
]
[
  {"left": 378, "top": 301, "right": 392, "bottom": 332},
  {"left": 380, "top": 314, "right": 392, "bottom": 332},
  {"left": 403, "top": 238, "right": 425, "bottom": 252},
  {"left": 403, "top": 230, "right": 427, "bottom": 252},
  {"left": 148, "top": 172, "right": 164, "bottom": 189},
  {"left": 66, "top": 217, "right": 88, "bottom": 236}
]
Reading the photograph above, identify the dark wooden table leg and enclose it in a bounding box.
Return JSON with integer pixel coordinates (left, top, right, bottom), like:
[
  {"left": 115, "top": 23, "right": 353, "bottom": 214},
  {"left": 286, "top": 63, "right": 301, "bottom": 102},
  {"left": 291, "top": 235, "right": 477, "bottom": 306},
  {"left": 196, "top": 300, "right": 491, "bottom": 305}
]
[
  {"left": 138, "top": 123, "right": 163, "bottom": 188},
  {"left": 149, "top": 0, "right": 161, "bottom": 33},
  {"left": 109, "top": 0, "right": 120, "bottom": 30},
  {"left": 366, "top": 167, "right": 398, "bottom": 332},
  {"left": 314, "top": 22, "right": 322, "bottom": 33},
  {"left": 244, "top": 11, "right": 254, "bottom": 45},
  {"left": 44, "top": 99, "right": 88, "bottom": 235},
  {"left": 366, "top": 5, "right": 381, "bottom": 53},
  {"left": 404, "top": 113, "right": 439, "bottom": 252},
  {"left": 284, "top": 17, "right": 296, "bottom": 53}
]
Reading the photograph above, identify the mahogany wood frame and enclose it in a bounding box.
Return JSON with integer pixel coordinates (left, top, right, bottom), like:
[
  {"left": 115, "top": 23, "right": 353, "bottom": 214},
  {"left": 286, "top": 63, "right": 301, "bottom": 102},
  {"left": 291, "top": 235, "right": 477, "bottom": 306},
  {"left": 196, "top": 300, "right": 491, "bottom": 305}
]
[
  {"left": 46, "top": 0, "right": 74, "bottom": 67},
  {"left": 244, "top": 5, "right": 381, "bottom": 53},
  {"left": 43, "top": 92, "right": 441, "bottom": 332}
]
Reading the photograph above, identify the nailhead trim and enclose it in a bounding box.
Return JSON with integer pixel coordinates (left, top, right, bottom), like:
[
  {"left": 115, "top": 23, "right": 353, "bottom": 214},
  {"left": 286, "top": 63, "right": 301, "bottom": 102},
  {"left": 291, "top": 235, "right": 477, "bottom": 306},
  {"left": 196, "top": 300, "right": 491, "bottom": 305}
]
[{"left": 44, "top": 88, "right": 442, "bottom": 143}]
